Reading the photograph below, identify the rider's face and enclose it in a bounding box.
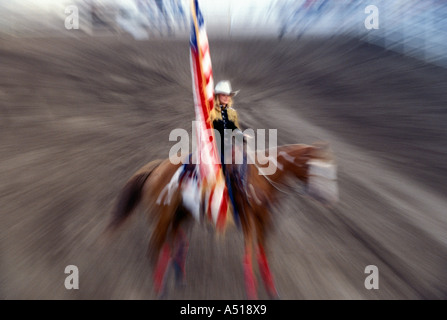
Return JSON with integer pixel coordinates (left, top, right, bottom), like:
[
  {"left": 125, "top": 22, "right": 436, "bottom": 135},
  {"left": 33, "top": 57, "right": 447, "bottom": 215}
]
[{"left": 218, "top": 94, "right": 231, "bottom": 106}]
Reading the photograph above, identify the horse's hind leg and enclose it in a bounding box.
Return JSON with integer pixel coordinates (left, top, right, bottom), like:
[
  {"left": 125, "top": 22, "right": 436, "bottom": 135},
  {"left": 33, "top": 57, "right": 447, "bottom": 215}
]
[
  {"left": 153, "top": 242, "right": 172, "bottom": 296},
  {"left": 172, "top": 229, "right": 188, "bottom": 286},
  {"left": 171, "top": 206, "right": 190, "bottom": 287},
  {"left": 240, "top": 211, "right": 257, "bottom": 299},
  {"left": 149, "top": 203, "right": 178, "bottom": 297},
  {"left": 256, "top": 244, "right": 279, "bottom": 299}
]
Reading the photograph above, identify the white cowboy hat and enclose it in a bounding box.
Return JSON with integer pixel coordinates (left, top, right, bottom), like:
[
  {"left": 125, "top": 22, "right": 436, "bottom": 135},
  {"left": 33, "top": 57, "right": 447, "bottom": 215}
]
[{"left": 214, "top": 80, "right": 239, "bottom": 97}]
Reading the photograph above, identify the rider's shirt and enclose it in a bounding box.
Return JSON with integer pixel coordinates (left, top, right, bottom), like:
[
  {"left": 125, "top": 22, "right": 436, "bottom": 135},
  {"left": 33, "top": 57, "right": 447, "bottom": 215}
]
[{"left": 212, "top": 105, "right": 240, "bottom": 167}]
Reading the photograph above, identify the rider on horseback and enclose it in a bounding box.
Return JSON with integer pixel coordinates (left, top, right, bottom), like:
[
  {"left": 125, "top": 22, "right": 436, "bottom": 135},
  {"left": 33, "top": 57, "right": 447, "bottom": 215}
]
[
  {"left": 179, "top": 80, "right": 247, "bottom": 227},
  {"left": 209, "top": 80, "right": 247, "bottom": 226}
]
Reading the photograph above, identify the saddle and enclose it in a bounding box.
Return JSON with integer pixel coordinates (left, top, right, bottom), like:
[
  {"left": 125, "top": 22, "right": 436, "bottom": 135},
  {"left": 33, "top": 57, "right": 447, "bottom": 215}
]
[{"left": 178, "top": 147, "right": 248, "bottom": 227}]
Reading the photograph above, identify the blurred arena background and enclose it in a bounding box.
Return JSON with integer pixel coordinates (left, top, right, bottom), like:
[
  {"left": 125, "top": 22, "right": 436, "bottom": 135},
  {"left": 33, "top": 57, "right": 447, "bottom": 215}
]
[{"left": 1, "top": 0, "right": 446, "bottom": 299}]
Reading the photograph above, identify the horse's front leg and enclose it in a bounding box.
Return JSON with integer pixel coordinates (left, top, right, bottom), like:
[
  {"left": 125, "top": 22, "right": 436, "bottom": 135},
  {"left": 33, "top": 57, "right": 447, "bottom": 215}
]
[
  {"left": 149, "top": 201, "right": 179, "bottom": 297},
  {"left": 243, "top": 240, "right": 257, "bottom": 300},
  {"left": 256, "top": 243, "right": 279, "bottom": 299},
  {"left": 254, "top": 211, "right": 279, "bottom": 299},
  {"left": 172, "top": 228, "right": 189, "bottom": 287},
  {"left": 153, "top": 242, "right": 172, "bottom": 296},
  {"left": 241, "top": 213, "right": 257, "bottom": 300}
]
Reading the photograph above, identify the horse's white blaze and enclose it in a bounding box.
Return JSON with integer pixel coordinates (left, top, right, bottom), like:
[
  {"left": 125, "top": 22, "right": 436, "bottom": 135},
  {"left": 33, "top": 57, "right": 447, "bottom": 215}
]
[
  {"left": 307, "top": 160, "right": 339, "bottom": 204},
  {"left": 279, "top": 151, "right": 295, "bottom": 163},
  {"left": 308, "top": 159, "right": 337, "bottom": 180}
]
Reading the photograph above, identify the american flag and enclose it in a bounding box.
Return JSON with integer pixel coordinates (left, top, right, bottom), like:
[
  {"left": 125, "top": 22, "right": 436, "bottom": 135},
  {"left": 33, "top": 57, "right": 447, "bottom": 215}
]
[{"left": 189, "top": 0, "right": 229, "bottom": 230}]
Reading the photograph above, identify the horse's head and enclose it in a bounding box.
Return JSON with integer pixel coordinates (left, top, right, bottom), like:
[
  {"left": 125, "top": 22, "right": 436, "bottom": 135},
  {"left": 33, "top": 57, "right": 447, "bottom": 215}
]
[
  {"left": 304, "top": 142, "right": 339, "bottom": 205},
  {"left": 255, "top": 142, "right": 339, "bottom": 206}
]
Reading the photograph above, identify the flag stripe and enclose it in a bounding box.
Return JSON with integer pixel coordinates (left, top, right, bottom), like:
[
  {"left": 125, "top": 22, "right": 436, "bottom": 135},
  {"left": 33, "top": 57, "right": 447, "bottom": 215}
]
[{"left": 190, "top": 0, "right": 229, "bottom": 230}]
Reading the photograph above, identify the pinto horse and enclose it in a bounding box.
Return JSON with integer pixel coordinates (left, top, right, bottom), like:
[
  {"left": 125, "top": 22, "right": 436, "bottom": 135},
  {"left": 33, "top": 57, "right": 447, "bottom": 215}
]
[{"left": 106, "top": 142, "right": 338, "bottom": 299}]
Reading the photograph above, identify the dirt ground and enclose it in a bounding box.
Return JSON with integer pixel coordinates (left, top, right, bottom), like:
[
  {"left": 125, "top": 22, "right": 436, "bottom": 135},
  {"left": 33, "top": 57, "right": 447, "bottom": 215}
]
[{"left": 1, "top": 34, "right": 446, "bottom": 300}]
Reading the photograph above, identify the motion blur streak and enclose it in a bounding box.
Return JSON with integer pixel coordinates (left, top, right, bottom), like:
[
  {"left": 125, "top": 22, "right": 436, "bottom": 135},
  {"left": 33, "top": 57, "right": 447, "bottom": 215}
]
[{"left": 1, "top": 1, "right": 446, "bottom": 299}]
